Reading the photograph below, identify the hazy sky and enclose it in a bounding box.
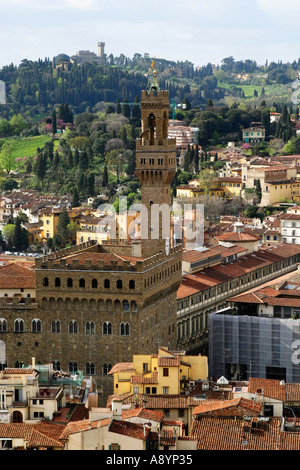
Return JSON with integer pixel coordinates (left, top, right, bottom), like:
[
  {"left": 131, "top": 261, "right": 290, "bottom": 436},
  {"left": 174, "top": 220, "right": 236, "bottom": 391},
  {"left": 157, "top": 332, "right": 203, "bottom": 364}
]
[{"left": 1, "top": 0, "right": 300, "bottom": 68}]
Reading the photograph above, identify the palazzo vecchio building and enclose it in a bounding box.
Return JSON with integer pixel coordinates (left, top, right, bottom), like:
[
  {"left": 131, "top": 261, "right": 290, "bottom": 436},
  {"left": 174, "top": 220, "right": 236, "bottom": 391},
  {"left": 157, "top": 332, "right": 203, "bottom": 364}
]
[{"left": 0, "top": 70, "right": 182, "bottom": 398}]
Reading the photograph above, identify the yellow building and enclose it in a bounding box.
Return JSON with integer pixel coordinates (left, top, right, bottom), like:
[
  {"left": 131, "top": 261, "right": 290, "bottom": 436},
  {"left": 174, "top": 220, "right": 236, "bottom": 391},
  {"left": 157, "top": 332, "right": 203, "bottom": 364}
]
[
  {"left": 176, "top": 177, "right": 242, "bottom": 200},
  {"left": 76, "top": 211, "right": 141, "bottom": 245},
  {"left": 218, "top": 177, "right": 242, "bottom": 198},
  {"left": 40, "top": 208, "right": 62, "bottom": 241},
  {"left": 109, "top": 347, "right": 208, "bottom": 396}
]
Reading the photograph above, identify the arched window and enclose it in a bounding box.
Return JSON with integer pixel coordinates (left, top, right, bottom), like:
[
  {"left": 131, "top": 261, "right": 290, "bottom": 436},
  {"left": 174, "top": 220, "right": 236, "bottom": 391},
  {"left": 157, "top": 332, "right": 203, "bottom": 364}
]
[
  {"left": 104, "top": 279, "right": 110, "bottom": 289},
  {"left": 86, "top": 363, "right": 95, "bottom": 375},
  {"left": 68, "top": 321, "right": 78, "bottom": 334},
  {"left": 103, "top": 363, "right": 112, "bottom": 376},
  {"left": 92, "top": 279, "right": 98, "bottom": 289},
  {"left": 69, "top": 362, "right": 78, "bottom": 373},
  {"left": 43, "top": 277, "right": 49, "bottom": 287},
  {"left": 67, "top": 278, "right": 73, "bottom": 288},
  {"left": 0, "top": 319, "right": 7, "bottom": 332},
  {"left": 53, "top": 361, "right": 61, "bottom": 371},
  {"left": 120, "top": 322, "right": 130, "bottom": 336},
  {"left": 103, "top": 322, "right": 112, "bottom": 335},
  {"left": 85, "top": 322, "right": 95, "bottom": 335},
  {"left": 79, "top": 278, "right": 85, "bottom": 288},
  {"left": 131, "top": 301, "right": 137, "bottom": 313},
  {"left": 55, "top": 278, "right": 61, "bottom": 287},
  {"left": 32, "top": 319, "right": 42, "bottom": 333},
  {"left": 51, "top": 320, "right": 61, "bottom": 333},
  {"left": 123, "top": 300, "right": 129, "bottom": 312},
  {"left": 129, "top": 280, "right": 135, "bottom": 290},
  {"left": 14, "top": 319, "right": 24, "bottom": 333},
  {"left": 117, "top": 279, "right": 123, "bottom": 289}
]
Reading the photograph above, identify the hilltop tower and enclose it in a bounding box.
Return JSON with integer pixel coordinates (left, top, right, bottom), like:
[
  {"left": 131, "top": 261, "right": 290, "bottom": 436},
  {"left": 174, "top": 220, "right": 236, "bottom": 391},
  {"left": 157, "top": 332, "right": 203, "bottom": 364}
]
[{"left": 97, "top": 42, "right": 105, "bottom": 59}]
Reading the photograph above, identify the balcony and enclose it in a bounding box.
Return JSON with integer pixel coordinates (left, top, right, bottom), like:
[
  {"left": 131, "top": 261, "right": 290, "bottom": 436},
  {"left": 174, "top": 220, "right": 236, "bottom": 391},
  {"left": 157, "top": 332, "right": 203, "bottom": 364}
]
[{"left": 11, "top": 400, "right": 28, "bottom": 408}]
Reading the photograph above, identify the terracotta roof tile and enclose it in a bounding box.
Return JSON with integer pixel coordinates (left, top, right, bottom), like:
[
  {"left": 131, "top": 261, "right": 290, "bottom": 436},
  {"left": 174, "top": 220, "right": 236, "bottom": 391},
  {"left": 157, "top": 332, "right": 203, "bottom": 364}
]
[
  {"left": 191, "top": 416, "right": 300, "bottom": 450},
  {"left": 122, "top": 408, "right": 164, "bottom": 422},
  {"left": 192, "top": 397, "right": 262, "bottom": 416},
  {"left": 60, "top": 418, "right": 110, "bottom": 438},
  {"left": 0, "top": 422, "right": 65, "bottom": 448},
  {"left": 131, "top": 372, "right": 158, "bottom": 384},
  {"left": 108, "top": 363, "right": 135, "bottom": 375},
  {"left": 248, "top": 378, "right": 286, "bottom": 401},
  {"left": 0, "top": 262, "right": 35, "bottom": 289},
  {"left": 109, "top": 420, "right": 150, "bottom": 441},
  {"left": 158, "top": 356, "right": 181, "bottom": 367}
]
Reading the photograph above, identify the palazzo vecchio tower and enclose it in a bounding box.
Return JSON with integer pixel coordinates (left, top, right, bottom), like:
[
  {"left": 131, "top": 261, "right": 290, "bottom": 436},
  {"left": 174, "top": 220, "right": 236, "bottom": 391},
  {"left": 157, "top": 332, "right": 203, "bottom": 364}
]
[{"left": 0, "top": 65, "right": 182, "bottom": 398}]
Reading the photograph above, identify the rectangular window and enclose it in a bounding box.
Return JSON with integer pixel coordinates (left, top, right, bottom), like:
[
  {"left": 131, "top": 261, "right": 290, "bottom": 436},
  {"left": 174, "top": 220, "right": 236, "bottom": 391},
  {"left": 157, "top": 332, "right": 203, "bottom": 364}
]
[
  {"left": 163, "top": 368, "right": 169, "bottom": 377},
  {"left": 163, "top": 387, "right": 169, "bottom": 395}
]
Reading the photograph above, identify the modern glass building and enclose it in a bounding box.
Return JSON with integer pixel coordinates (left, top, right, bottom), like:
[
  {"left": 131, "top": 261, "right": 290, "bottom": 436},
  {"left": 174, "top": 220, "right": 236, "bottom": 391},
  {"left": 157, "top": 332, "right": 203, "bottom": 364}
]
[{"left": 209, "top": 313, "right": 300, "bottom": 383}]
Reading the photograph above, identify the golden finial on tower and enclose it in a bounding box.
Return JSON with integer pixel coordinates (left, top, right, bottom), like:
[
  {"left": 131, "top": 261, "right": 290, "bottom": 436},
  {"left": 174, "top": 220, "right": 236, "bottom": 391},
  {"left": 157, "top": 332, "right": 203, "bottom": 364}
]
[{"left": 150, "top": 57, "right": 160, "bottom": 92}]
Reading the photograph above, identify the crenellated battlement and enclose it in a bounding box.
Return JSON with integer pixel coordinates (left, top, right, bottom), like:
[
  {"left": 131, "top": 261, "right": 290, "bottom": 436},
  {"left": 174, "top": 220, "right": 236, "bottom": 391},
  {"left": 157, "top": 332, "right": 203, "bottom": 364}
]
[
  {"left": 141, "top": 89, "right": 169, "bottom": 101},
  {"left": 35, "top": 242, "right": 181, "bottom": 272}
]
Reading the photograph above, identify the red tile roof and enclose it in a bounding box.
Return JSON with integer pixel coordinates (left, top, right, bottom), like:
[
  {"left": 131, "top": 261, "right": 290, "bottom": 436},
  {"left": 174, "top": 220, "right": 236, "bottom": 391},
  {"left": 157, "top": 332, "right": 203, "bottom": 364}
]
[
  {"left": 158, "top": 356, "right": 181, "bottom": 367},
  {"left": 248, "top": 378, "right": 286, "bottom": 401},
  {"left": 131, "top": 372, "right": 158, "bottom": 384},
  {"left": 56, "top": 252, "right": 142, "bottom": 266},
  {"left": 191, "top": 416, "right": 300, "bottom": 450},
  {"left": 109, "top": 420, "right": 150, "bottom": 441},
  {"left": 178, "top": 244, "right": 300, "bottom": 300},
  {"left": 192, "top": 397, "right": 262, "bottom": 416},
  {"left": 0, "top": 262, "right": 35, "bottom": 289},
  {"left": 0, "top": 422, "right": 65, "bottom": 449},
  {"left": 108, "top": 363, "right": 135, "bottom": 375},
  {"left": 215, "top": 232, "right": 260, "bottom": 242},
  {"left": 60, "top": 418, "right": 110, "bottom": 438},
  {"left": 122, "top": 408, "right": 164, "bottom": 423}
]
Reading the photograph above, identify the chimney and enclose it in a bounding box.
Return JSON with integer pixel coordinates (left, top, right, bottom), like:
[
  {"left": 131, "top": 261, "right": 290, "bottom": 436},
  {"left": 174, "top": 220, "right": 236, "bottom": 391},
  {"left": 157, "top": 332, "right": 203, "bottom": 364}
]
[{"left": 32, "top": 357, "right": 36, "bottom": 369}]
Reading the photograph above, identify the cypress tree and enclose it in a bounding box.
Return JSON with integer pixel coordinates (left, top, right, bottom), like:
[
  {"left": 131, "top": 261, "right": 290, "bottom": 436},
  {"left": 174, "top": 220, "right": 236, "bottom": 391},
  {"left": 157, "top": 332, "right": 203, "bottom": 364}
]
[
  {"left": 72, "top": 187, "right": 80, "bottom": 207},
  {"left": 13, "top": 217, "right": 22, "bottom": 251},
  {"left": 57, "top": 208, "right": 70, "bottom": 245},
  {"left": 102, "top": 165, "right": 108, "bottom": 187},
  {"left": 52, "top": 108, "right": 57, "bottom": 135}
]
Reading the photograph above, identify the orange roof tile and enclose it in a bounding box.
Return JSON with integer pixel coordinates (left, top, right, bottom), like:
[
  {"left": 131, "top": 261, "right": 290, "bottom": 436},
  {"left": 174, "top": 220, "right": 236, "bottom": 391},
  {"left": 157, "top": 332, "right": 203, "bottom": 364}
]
[
  {"left": 109, "top": 420, "right": 150, "bottom": 441},
  {"left": 191, "top": 416, "right": 300, "bottom": 450},
  {"left": 193, "top": 397, "right": 262, "bottom": 416},
  {"left": 248, "top": 378, "right": 286, "bottom": 401}
]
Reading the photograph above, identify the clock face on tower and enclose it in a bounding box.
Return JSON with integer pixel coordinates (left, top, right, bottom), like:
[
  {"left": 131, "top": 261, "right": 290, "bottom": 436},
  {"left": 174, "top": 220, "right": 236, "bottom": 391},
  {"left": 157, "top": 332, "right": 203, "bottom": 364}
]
[{"left": 165, "top": 237, "right": 170, "bottom": 256}]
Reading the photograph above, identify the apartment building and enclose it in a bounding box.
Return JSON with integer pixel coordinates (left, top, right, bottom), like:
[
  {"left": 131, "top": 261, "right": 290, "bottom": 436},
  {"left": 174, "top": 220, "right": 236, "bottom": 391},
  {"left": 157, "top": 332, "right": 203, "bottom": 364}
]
[
  {"left": 280, "top": 206, "right": 300, "bottom": 244},
  {"left": 108, "top": 347, "right": 208, "bottom": 397}
]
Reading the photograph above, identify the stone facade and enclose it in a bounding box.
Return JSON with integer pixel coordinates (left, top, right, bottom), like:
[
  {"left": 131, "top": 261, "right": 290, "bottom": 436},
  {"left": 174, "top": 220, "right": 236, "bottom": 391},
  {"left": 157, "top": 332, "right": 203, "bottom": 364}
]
[{"left": 0, "top": 84, "right": 182, "bottom": 404}]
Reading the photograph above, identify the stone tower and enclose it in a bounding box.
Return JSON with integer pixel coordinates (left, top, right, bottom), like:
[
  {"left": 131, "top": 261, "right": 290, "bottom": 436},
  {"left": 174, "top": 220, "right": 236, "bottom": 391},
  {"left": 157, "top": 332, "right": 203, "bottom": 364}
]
[
  {"left": 97, "top": 42, "right": 105, "bottom": 59},
  {"left": 0, "top": 74, "right": 182, "bottom": 403},
  {"left": 135, "top": 62, "right": 177, "bottom": 259}
]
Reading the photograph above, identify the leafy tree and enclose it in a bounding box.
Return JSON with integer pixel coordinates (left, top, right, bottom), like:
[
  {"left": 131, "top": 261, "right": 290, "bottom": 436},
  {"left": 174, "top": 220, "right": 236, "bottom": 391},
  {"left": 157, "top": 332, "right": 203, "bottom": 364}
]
[
  {"left": 46, "top": 237, "right": 53, "bottom": 250},
  {"left": 67, "top": 222, "right": 79, "bottom": 244},
  {"left": 57, "top": 208, "right": 70, "bottom": 245},
  {"left": 0, "top": 141, "right": 14, "bottom": 174},
  {"left": 3, "top": 224, "right": 15, "bottom": 250},
  {"left": 198, "top": 168, "right": 217, "bottom": 194}
]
